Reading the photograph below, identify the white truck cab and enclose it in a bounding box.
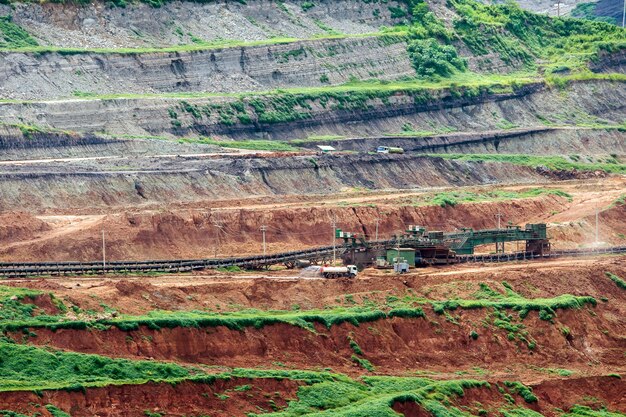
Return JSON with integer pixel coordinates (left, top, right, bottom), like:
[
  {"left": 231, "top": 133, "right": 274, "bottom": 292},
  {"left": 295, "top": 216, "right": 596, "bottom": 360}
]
[{"left": 346, "top": 265, "right": 358, "bottom": 277}]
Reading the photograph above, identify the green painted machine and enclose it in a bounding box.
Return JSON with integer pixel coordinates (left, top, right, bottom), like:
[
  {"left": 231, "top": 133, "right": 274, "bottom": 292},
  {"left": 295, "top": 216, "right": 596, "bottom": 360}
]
[
  {"left": 443, "top": 223, "right": 549, "bottom": 255},
  {"left": 338, "top": 223, "right": 550, "bottom": 268}
]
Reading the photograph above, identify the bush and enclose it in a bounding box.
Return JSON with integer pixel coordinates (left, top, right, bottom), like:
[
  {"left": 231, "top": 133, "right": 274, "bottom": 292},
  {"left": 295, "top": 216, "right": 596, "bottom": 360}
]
[
  {"left": 407, "top": 39, "right": 467, "bottom": 78},
  {"left": 503, "top": 381, "right": 538, "bottom": 403},
  {"left": 606, "top": 272, "right": 626, "bottom": 290},
  {"left": 351, "top": 355, "right": 375, "bottom": 372}
]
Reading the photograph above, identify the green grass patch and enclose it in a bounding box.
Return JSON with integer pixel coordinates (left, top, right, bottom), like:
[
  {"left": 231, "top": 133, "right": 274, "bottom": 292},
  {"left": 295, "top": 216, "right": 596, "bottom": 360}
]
[
  {"left": 428, "top": 154, "right": 626, "bottom": 174},
  {"left": 503, "top": 381, "right": 538, "bottom": 403},
  {"left": 605, "top": 272, "right": 626, "bottom": 290},
  {"left": 0, "top": 342, "right": 193, "bottom": 391},
  {"left": 419, "top": 188, "right": 572, "bottom": 208},
  {"left": 563, "top": 405, "right": 626, "bottom": 417},
  {"left": 249, "top": 376, "right": 490, "bottom": 416},
  {"left": 177, "top": 137, "right": 299, "bottom": 152},
  {"left": 44, "top": 405, "right": 70, "bottom": 417},
  {"left": 0, "top": 282, "right": 594, "bottom": 341}
]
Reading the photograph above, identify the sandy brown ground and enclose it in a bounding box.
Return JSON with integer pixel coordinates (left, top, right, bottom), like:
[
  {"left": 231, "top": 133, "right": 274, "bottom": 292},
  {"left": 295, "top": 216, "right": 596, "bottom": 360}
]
[{"left": 1, "top": 177, "right": 624, "bottom": 261}]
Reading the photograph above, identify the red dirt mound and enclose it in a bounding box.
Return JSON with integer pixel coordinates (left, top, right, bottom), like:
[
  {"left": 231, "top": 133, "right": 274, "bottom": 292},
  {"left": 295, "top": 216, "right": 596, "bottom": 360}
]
[
  {"left": 0, "top": 211, "right": 51, "bottom": 244},
  {"left": 0, "top": 378, "right": 301, "bottom": 417},
  {"left": 0, "top": 195, "right": 568, "bottom": 262},
  {"left": 17, "top": 305, "right": 625, "bottom": 376}
]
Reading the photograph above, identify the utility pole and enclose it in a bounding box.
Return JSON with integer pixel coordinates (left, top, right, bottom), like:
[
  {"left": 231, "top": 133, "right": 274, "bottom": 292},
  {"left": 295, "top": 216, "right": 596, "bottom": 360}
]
[
  {"left": 622, "top": 0, "right": 625, "bottom": 28},
  {"left": 496, "top": 212, "right": 503, "bottom": 229},
  {"left": 396, "top": 233, "right": 401, "bottom": 268},
  {"left": 332, "top": 216, "right": 337, "bottom": 265},
  {"left": 375, "top": 218, "right": 380, "bottom": 241},
  {"left": 556, "top": 0, "right": 561, "bottom": 17},
  {"left": 260, "top": 225, "right": 267, "bottom": 257},
  {"left": 101, "top": 226, "right": 106, "bottom": 271},
  {"left": 595, "top": 206, "right": 599, "bottom": 245},
  {"left": 212, "top": 219, "right": 223, "bottom": 258}
]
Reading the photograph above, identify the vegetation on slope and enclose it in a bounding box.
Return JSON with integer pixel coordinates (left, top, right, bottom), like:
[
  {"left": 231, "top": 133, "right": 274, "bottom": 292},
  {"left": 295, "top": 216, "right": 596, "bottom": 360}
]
[
  {"left": 0, "top": 345, "right": 547, "bottom": 417},
  {"left": 0, "top": 341, "right": 193, "bottom": 391},
  {"left": 0, "top": 15, "right": 38, "bottom": 49},
  {"left": 0, "top": 342, "right": 590, "bottom": 417},
  {"left": 428, "top": 154, "right": 626, "bottom": 174},
  {"left": 605, "top": 272, "right": 626, "bottom": 290},
  {"left": 571, "top": 3, "right": 617, "bottom": 25},
  {"left": 446, "top": 0, "right": 624, "bottom": 70},
  {"left": 0, "top": 282, "right": 596, "bottom": 345},
  {"left": 251, "top": 376, "right": 491, "bottom": 416},
  {"left": 421, "top": 188, "right": 572, "bottom": 208}
]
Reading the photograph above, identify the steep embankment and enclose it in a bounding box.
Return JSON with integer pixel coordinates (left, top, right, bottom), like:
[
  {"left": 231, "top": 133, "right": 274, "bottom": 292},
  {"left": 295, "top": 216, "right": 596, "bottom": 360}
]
[
  {"left": 5, "top": 258, "right": 626, "bottom": 375},
  {"left": 0, "top": 193, "right": 570, "bottom": 261},
  {"left": 0, "top": 35, "right": 412, "bottom": 100},
  {"left": 0, "top": 79, "right": 623, "bottom": 139},
  {"left": 0, "top": 252, "right": 624, "bottom": 416},
  {"left": 296, "top": 127, "right": 626, "bottom": 155},
  {"left": 0, "top": 125, "right": 227, "bottom": 160},
  {"left": 0, "top": 154, "right": 557, "bottom": 213},
  {"left": 0, "top": 0, "right": 403, "bottom": 49}
]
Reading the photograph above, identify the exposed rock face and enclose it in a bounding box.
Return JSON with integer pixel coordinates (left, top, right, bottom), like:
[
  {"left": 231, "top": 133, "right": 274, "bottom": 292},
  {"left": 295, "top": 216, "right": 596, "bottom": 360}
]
[
  {"left": 0, "top": 36, "right": 411, "bottom": 100},
  {"left": 0, "top": 80, "right": 622, "bottom": 139},
  {"left": 589, "top": 49, "right": 626, "bottom": 73},
  {"left": 0, "top": 154, "right": 551, "bottom": 212},
  {"left": 0, "top": 0, "right": 404, "bottom": 48},
  {"left": 296, "top": 127, "right": 626, "bottom": 155}
]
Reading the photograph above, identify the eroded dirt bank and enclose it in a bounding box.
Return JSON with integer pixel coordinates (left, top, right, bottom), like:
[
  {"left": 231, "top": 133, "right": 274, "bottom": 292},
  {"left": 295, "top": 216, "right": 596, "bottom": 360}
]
[
  {"left": 9, "top": 257, "right": 626, "bottom": 376},
  {"left": 0, "top": 378, "right": 301, "bottom": 417},
  {"left": 0, "top": 154, "right": 556, "bottom": 213},
  {"left": 0, "top": 373, "right": 622, "bottom": 417},
  {"left": 2, "top": 176, "right": 624, "bottom": 261},
  {"left": 395, "top": 376, "right": 626, "bottom": 417},
  {"left": 17, "top": 306, "right": 626, "bottom": 375},
  {"left": 0, "top": 193, "right": 571, "bottom": 261}
]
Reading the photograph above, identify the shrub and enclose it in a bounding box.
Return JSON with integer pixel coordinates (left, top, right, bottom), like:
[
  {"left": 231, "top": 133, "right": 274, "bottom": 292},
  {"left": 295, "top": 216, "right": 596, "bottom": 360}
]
[
  {"left": 503, "top": 381, "right": 538, "bottom": 403},
  {"left": 301, "top": 1, "right": 315, "bottom": 11},
  {"left": 351, "top": 355, "right": 375, "bottom": 372},
  {"left": 606, "top": 272, "right": 626, "bottom": 290},
  {"left": 45, "top": 406, "right": 71, "bottom": 417},
  {"left": 407, "top": 39, "right": 467, "bottom": 78},
  {"left": 348, "top": 338, "right": 364, "bottom": 355}
]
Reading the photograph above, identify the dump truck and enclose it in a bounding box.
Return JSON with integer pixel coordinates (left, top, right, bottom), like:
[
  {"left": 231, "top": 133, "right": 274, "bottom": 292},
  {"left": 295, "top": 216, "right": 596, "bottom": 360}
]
[{"left": 376, "top": 146, "right": 404, "bottom": 154}]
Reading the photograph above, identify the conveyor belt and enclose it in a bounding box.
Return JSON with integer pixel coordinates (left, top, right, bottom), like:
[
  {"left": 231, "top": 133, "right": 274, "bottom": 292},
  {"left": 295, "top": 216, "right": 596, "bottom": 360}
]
[{"left": 0, "top": 244, "right": 624, "bottom": 278}]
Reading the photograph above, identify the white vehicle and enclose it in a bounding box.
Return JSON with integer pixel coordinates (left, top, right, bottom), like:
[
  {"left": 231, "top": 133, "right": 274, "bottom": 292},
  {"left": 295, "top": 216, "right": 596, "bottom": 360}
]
[
  {"left": 319, "top": 265, "right": 358, "bottom": 279},
  {"left": 376, "top": 146, "right": 404, "bottom": 154}
]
